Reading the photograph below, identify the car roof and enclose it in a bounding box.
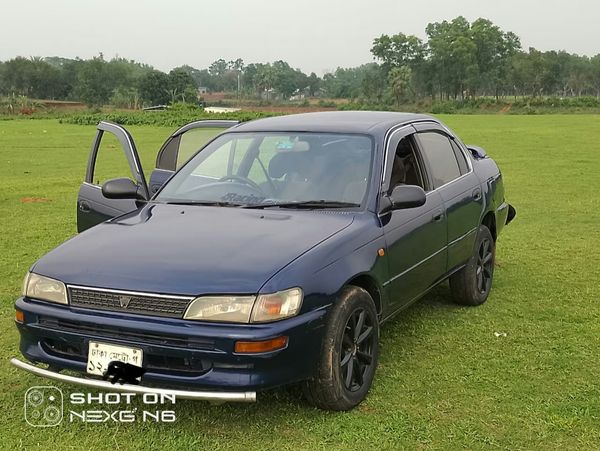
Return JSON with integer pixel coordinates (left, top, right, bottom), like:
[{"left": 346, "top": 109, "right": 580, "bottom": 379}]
[{"left": 230, "top": 111, "right": 436, "bottom": 136}]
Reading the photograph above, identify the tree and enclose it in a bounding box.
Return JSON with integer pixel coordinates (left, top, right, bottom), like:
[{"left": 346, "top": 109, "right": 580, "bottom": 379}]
[
  {"left": 110, "top": 87, "right": 141, "bottom": 109},
  {"left": 323, "top": 65, "right": 375, "bottom": 98},
  {"left": 253, "top": 64, "right": 277, "bottom": 99},
  {"left": 590, "top": 55, "right": 600, "bottom": 97},
  {"left": 4, "top": 16, "right": 600, "bottom": 107},
  {"left": 74, "top": 56, "right": 114, "bottom": 106},
  {"left": 371, "top": 33, "right": 426, "bottom": 72},
  {"left": 470, "top": 18, "right": 521, "bottom": 97},
  {"left": 388, "top": 66, "right": 413, "bottom": 106},
  {"left": 2, "top": 57, "right": 36, "bottom": 95},
  {"left": 307, "top": 72, "right": 321, "bottom": 96},
  {"left": 426, "top": 16, "right": 478, "bottom": 99},
  {"left": 272, "top": 60, "right": 300, "bottom": 98},
  {"left": 0, "top": 61, "right": 5, "bottom": 95},
  {"left": 168, "top": 68, "right": 197, "bottom": 103},
  {"left": 208, "top": 59, "right": 228, "bottom": 77},
  {"left": 138, "top": 70, "right": 170, "bottom": 106},
  {"left": 361, "top": 64, "right": 387, "bottom": 102}
]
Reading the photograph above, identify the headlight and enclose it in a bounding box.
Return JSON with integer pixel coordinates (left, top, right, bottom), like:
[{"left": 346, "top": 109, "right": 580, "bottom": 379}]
[
  {"left": 183, "top": 288, "right": 303, "bottom": 323},
  {"left": 251, "top": 288, "right": 303, "bottom": 323},
  {"left": 23, "top": 272, "right": 68, "bottom": 305},
  {"left": 183, "top": 296, "right": 255, "bottom": 322}
]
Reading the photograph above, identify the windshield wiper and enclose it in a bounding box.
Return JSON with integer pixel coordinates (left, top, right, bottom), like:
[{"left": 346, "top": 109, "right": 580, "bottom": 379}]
[
  {"left": 243, "top": 200, "right": 360, "bottom": 210},
  {"left": 163, "top": 200, "right": 243, "bottom": 207}
]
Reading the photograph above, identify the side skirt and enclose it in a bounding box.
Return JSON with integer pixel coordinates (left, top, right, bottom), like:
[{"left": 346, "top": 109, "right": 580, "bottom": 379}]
[{"left": 379, "top": 263, "right": 467, "bottom": 325}]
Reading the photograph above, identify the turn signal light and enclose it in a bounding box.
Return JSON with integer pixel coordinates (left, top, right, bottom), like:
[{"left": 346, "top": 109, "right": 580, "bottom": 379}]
[
  {"left": 15, "top": 310, "right": 24, "bottom": 323},
  {"left": 234, "top": 336, "right": 288, "bottom": 354}
]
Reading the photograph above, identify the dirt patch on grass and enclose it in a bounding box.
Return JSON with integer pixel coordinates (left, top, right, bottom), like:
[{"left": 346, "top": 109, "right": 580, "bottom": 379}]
[{"left": 20, "top": 197, "right": 51, "bottom": 203}]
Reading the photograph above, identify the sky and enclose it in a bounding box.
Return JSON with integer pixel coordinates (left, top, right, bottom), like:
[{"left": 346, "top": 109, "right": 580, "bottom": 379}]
[{"left": 1, "top": 0, "right": 598, "bottom": 75}]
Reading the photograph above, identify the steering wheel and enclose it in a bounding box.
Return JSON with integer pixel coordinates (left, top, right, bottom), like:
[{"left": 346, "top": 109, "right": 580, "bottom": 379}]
[{"left": 218, "top": 175, "right": 263, "bottom": 193}]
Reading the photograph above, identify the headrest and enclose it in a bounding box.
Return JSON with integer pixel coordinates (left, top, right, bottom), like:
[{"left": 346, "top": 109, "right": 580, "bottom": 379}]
[
  {"left": 390, "top": 156, "right": 406, "bottom": 186},
  {"left": 269, "top": 152, "right": 305, "bottom": 178}
]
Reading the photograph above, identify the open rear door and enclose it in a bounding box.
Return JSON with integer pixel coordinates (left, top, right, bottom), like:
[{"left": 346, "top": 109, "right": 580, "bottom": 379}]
[
  {"left": 77, "top": 121, "right": 149, "bottom": 232},
  {"left": 148, "top": 120, "right": 238, "bottom": 194}
]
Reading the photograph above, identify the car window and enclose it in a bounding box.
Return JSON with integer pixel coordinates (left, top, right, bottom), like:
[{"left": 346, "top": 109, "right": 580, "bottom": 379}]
[
  {"left": 92, "top": 132, "right": 136, "bottom": 185},
  {"left": 157, "top": 132, "right": 374, "bottom": 206},
  {"left": 389, "top": 136, "right": 425, "bottom": 193},
  {"left": 417, "top": 132, "right": 462, "bottom": 189},
  {"left": 451, "top": 140, "right": 469, "bottom": 175}
]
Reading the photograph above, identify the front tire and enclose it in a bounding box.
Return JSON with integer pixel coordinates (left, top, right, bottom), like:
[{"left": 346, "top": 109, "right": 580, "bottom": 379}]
[
  {"left": 304, "top": 286, "right": 379, "bottom": 411},
  {"left": 450, "top": 224, "right": 495, "bottom": 306}
]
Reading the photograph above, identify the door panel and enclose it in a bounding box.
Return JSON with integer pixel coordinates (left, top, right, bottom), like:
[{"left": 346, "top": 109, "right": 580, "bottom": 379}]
[
  {"left": 383, "top": 191, "right": 447, "bottom": 311},
  {"left": 77, "top": 183, "right": 141, "bottom": 232},
  {"left": 438, "top": 173, "right": 482, "bottom": 270},
  {"left": 77, "top": 121, "right": 148, "bottom": 232}
]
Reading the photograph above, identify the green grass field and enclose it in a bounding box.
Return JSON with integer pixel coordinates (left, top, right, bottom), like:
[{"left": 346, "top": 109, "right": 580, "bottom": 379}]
[{"left": 1, "top": 116, "right": 599, "bottom": 450}]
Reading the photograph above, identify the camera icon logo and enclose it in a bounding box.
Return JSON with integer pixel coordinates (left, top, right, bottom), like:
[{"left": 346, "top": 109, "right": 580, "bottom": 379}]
[{"left": 24, "top": 386, "right": 63, "bottom": 427}]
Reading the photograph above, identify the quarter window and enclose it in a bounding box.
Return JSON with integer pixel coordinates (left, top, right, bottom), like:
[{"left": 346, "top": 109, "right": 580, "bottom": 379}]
[
  {"left": 417, "top": 132, "right": 462, "bottom": 189},
  {"left": 451, "top": 140, "right": 469, "bottom": 175}
]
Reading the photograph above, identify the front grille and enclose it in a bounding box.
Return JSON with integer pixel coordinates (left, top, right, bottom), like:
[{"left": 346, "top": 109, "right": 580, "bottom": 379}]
[
  {"left": 40, "top": 338, "right": 211, "bottom": 375},
  {"left": 41, "top": 338, "right": 86, "bottom": 362},
  {"left": 38, "top": 317, "right": 215, "bottom": 350},
  {"left": 68, "top": 286, "right": 192, "bottom": 318}
]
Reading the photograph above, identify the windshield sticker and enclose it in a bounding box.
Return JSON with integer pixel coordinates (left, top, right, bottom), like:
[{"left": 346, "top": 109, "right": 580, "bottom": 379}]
[
  {"left": 275, "top": 140, "right": 295, "bottom": 151},
  {"left": 221, "top": 193, "right": 266, "bottom": 204}
]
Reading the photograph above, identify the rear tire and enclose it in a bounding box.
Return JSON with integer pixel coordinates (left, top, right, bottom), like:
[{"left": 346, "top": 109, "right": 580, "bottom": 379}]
[
  {"left": 450, "top": 225, "right": 495, "bottom": 306},
  {"left": 303, "top": 286, "right": 379, "bottom": 411}
]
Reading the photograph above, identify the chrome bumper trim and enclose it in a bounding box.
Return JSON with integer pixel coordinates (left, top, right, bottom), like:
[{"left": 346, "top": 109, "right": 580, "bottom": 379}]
[{"left": 10, "top": 358, "right": 257, "bottom": 403}]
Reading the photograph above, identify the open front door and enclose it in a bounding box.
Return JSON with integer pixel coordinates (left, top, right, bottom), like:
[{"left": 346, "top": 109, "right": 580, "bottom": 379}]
[
  {"left": 77, "top": 121, "right": 149, "bottom": 232},
  {"left": 148, "top": 120, "right": 238, "bottom": 194}
]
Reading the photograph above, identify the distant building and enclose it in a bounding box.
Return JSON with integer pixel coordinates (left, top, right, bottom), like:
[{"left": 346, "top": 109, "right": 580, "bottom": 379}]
[{"left": 197, "top": 87, "right": 208, "bottom": 95}]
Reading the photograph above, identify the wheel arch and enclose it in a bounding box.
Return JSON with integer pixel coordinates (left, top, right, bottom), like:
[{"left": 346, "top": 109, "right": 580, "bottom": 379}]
[
  {"left": 481, "top": 210, "right": 497, "bottom": 242},
  {"left": 345, "top": 273, "right": 383, "bottom": 316}
]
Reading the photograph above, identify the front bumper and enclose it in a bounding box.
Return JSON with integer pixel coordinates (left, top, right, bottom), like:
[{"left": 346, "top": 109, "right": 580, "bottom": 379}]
[
  {"left": 11, "top": 358, "right": 256, "bottom": 402},
  {"left": 15, "top": 297, "right": 328, "bottom": 393}
]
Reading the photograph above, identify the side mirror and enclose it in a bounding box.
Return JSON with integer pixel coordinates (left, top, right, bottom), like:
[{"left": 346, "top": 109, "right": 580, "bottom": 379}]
[
  {"left": 466, "top": 144, "right": 487, "bottom": 159},
  {"left": 102, "top": 177, "right": 145, "bottom": 200},
  {"left": 379, "top": 185, "right": 426, "bottom": 214}
]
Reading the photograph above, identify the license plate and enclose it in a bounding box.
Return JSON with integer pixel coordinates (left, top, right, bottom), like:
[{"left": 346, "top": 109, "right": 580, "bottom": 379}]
[{"left": 87, "top": 341, "right": 143, "bottom": 376}]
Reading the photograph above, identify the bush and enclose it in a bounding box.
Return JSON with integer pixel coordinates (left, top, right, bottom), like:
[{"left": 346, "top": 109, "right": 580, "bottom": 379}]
[
  {"left": 59, "top": 108, "right": 280, "bottom": 127},
  {"left": 317, "top": 100, "right": 337, "bottom": 108}
]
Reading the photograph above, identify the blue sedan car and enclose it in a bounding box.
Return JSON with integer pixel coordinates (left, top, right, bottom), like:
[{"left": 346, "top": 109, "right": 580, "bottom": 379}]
[{"left": 13, "top": 112, "right": 514, "bottom": 410}]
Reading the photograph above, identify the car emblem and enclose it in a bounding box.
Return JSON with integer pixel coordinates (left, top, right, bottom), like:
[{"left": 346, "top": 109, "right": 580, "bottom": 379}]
[{"left": 119, "top": 295, "right": 132, "bottom": 308}]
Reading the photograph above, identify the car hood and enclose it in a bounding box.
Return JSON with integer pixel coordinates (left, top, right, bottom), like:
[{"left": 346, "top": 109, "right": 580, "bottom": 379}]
[{"left": 32, "top": 204, "right": 355, "bottom": 295}]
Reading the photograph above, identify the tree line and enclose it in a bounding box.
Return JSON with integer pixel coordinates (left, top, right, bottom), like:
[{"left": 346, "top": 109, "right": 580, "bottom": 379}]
[{"left": 2, "top": 16, "right": 600, "bottom": 107}]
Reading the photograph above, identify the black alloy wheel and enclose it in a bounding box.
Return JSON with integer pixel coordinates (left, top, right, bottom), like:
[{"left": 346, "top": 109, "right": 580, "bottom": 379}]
[
  {"left": 304, "top": 286, "right": 379, "bottom": 411},
  {"left": 450, "top": 224, "right": 496, "bottom": 306},
  {"left": 340, "top": 307, "right": 376, "bottom": 392},
  {"left": 476, "top": 236, "right": 494, "bottom": 295}
]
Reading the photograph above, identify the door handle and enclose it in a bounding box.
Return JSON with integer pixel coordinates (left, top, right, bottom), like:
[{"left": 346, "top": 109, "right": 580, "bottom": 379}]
[
  {"left": 79, "top": 200, "right": 91, "bottom": 213},
  {"left": 432, "top": 209, "right": 444, "bottom": 222},
  {"left": 472, "top": 188, "right": 482, "bottom": 201}
]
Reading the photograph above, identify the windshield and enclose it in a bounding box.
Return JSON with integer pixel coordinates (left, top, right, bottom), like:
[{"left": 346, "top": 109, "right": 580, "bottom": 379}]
[{"left": 156, "top": 132, "right": 374, "bottom": 208}]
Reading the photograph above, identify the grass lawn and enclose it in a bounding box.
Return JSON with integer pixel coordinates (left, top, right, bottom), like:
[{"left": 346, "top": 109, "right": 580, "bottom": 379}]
[{"left": 1, "top": 115, "right": 599, "bottom": 450}]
